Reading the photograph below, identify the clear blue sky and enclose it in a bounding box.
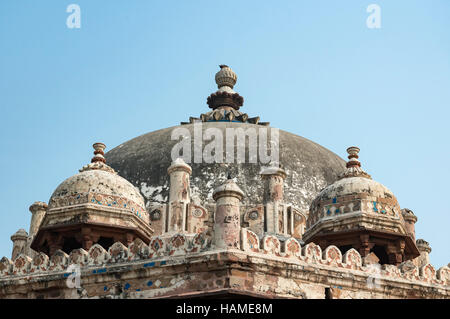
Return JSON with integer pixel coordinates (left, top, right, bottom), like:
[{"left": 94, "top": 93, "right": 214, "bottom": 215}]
[{"left": 0, "top": 1, "right": 448, "bottom": 268}]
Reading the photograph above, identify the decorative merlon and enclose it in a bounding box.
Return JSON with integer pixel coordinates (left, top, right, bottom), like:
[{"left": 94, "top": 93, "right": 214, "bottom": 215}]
[{"left": 1, "top": 229, "right": 448, "bottom": 290}]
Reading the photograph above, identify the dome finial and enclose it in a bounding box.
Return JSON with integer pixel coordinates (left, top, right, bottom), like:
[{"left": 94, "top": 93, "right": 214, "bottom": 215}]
[
  {"left": 91, "top": 142, "right": 106, "bottom": 163},
  {"left": 206, "top": 65, "right": 243, "bottom": 111},
  {"left": 215, "top": 65, "right": 237, "bottom": 91},
  {"left": 79, "top": 142, "right": 115, "bottom": 173},
  {"left": 346, "top": 146, "right": 361, "bottom": 168},
  {"left": 338, "top": 146, "right": 371, "bottom": 180}
]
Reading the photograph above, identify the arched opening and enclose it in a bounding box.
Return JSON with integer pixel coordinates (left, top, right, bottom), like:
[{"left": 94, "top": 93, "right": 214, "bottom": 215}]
[
  {"left": 97, "top": 237, "right": 114, "bottom": 250},
  {"left": 338, "top": 245, "right": 353, "bottom": 255},
  {"left": 62, "top": 237, "right": 82, "bottom": 254},
  {"left": 371, "top": 245, "right": 389, "bottom": 265},
  {"left": 325, "top": 287, "right": 332, "bottom": 299},
  {"left": 40, "top": 240, "right": 50, "bottom": 256}
]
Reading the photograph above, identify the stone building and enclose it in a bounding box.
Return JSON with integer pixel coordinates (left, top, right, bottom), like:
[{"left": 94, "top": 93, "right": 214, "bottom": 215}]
[{"left": 0, "top": 66, "right": 448, "bottom": 299}]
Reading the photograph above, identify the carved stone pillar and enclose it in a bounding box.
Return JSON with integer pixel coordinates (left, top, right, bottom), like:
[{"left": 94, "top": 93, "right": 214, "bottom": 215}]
[
  {"left": 212, "top": 176, "right": 244, "bottom": 249},
  {"left": 81, "top": 228, "right": 94, "bottom": 250},
  {"left": 29, "top": 202, "right": 47, "bottom": 238},
  {"left": 358, "top": 234, "right": 371, "bottom": 257},
  {"left": 261, "top": 164, "right": 286, "bottom": 235},
  {"left": 11, "top": 229, "right": 28, "bottom": 259},
  {"left": 48, "top": 233, "right": 63, "bottom": 256},
  {"left": 414, "top": 239, "right": 431, "bottom": 267},
  {"left": 401, "top": 209, "right": 417, "bottom": 240},
  {"left": 167, "top": 158, "right": 192, "bottom": 233}
]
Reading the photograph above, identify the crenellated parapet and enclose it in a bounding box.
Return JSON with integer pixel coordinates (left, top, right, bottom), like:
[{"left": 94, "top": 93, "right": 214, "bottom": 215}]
[
  {"left": 0, "top": 232, "right": 212, "bottom": 279},
  {"left": 238, "top": 228, "right": 450, "bottom": 287},
  {"left": 0, "top": 228, "right": 448, "bottom": 299}
]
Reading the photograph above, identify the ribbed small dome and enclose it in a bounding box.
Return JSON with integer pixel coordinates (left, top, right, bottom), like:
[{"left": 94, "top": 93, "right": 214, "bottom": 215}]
[
  {"left": 48, "top": 143, "right": 148, "bottom": 221},
  {"left": 306, "top": 147, "right": 404, "bottom": 232},
  {"left": 48, "top": 169, "right": 147, "bottom": 219},
  {"left": 308, "top": 176, "right": 403, "bottom": 228}
]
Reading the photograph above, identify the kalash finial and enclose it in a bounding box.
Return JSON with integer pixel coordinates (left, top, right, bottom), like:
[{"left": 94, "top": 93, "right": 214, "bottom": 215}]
[
  {"left": 215, "top": 65, "right": 237, "bottom": 93},
  {"left": 338, "top": 146, "right": 371, "bottom": 180},
  {"left": 207, "top": 65, "right": 243, "bottom": 110},
  {"left": 183, "top": 65, "right": 267, "bottom": 125}
]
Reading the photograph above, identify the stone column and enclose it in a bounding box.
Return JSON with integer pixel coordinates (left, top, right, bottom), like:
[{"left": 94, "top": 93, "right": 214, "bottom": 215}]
[
  {"left": 415, "top": 239, "right": 431, "bottom": 267},
  {"left": 387, "top": 239, "right": 405, "bottom": 266},
  {"left": 11, "top": 229, "right": 28, "bottom": 259},
  {"left": 401, "top": 208, "right": 417, "bottom": 240},
  {"left": 260, "top": 164, "right": 286, "bottom": 234},
  {"left": 29, "top": 201, "right": 47, "bottom": 238},
  {"left": 81, "top": 227, "right": 94, "bottom": 250},
  {"left": 167, "top": 158, "right": 192, "bottom": 233},
  {"left": 212, "top": 177, "right": 244, "bottom": 249}
]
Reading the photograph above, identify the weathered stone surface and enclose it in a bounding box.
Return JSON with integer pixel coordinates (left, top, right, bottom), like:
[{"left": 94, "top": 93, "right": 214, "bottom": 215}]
[
  {"left": 105, "top": 122, "right": 346, "bottom": 212},
  {"left": 1, "top": 248, "right": 448, "bottom": 299}
]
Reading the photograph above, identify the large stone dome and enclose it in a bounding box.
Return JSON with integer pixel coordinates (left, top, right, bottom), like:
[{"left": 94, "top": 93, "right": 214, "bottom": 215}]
[{"left": 105, "top": 121, "right": 346, "bottom": 213}]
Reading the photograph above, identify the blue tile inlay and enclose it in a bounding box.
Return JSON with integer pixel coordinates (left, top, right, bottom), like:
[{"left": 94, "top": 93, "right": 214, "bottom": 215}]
[
  {"left": 143, "top": 262, "right": 156, "bottom": 268},
  {"left": 332, "top": 197, "right": 337, "bottom": 203},
  {"left": 124, "top": 283, "right": 130, "bottom": 290},
  {"left": 160, "top": 261, "right": 166, "bottom": 265},
  {"left": 147, "top": 281, "right": 153, "bottom": 286}
]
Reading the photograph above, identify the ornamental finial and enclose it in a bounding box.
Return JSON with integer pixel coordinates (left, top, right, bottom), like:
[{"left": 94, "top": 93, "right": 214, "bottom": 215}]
[
  {"left": 346, "top": 146, "right": 361, "bottom": 169},
  {"left": 78, "top": 142, "right": 116, "bottom": 174},
  {"left": 91, "top": 142, "right": 106, "bottom": 163},
  {"left": 338, "top": 146, "right": 371, "bottom": 180},
  {"left": 215, "top": 65, "right": 237, "bottom": 92}
]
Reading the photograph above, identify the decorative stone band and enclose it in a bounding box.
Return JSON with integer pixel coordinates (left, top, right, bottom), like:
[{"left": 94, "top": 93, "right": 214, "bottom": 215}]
[
  {"left": 0, "top": 230, "right": 448, "bottom": 294},
  {"left": 239, "top": 228, "right": 449, "bottom": 286},
  {"left": 79, "top": 161, "right": 116, "bottom": 174},
  {"left": 183, "top": 110, "right": 267, "bottom": 125},
  {"left": 48, "top": 192, "right": 148, "bottom": 220},
  {"left": 307, "top": 199, "right": 403, "bottom": 230},
  {"left": 0, "top": 232, "right": 211, "bottom": 278},
  {"left": 1, "top": 228, "right": 448, "bottom": 292},
  {"left": 207, "top": 91, "right": 244, "bottom": 110}
]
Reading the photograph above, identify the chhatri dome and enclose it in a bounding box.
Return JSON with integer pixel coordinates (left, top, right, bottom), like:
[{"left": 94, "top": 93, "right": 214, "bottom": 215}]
[
  {"left": 304, "top": 147, "right": 420, "bottom": 265},
  {"left": 31, "top": 143, "right": 152, "bottom": 255}
]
